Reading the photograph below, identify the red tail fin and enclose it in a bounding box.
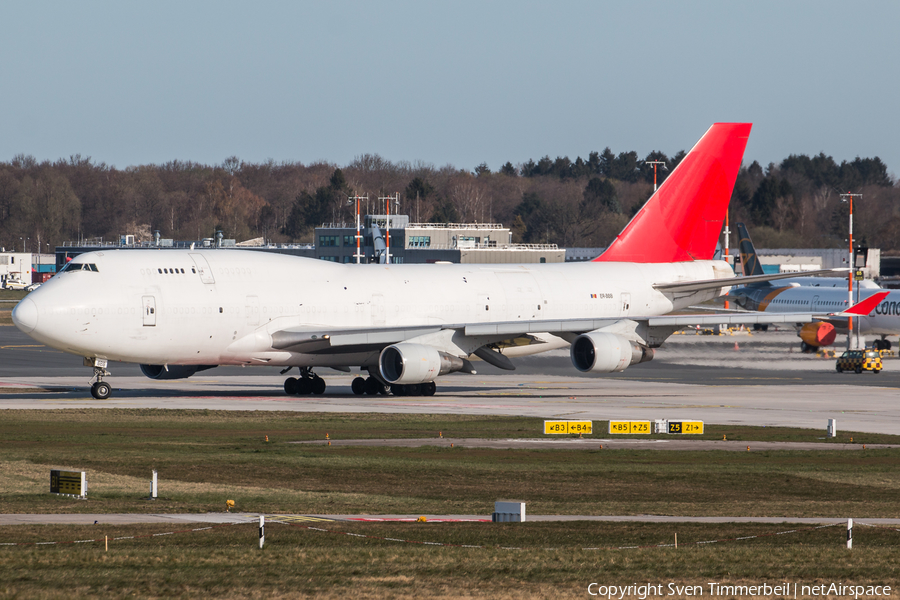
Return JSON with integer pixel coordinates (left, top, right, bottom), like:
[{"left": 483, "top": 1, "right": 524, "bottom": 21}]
[
  {"left": 595, "top": 123, "right": 751, "bottom": 263},
  {"left": 842, "top": 291, "right": 890, "bottom": 316}
]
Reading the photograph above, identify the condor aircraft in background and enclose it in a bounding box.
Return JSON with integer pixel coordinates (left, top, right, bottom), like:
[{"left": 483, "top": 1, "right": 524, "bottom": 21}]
[
  {"left": 729, "top": 223, "right": 897, "bottom": 352},
  {"left": 14, "top": 123, "right": 826, "bottom": 399}
]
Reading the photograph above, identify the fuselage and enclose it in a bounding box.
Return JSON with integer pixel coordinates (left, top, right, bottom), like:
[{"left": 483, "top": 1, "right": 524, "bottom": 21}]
[
  {"left": 731, "top": 283, "right": 900, "bottom": 336},
  {"left": 15, "top": 249, "right": 732, "bottom": 368}
]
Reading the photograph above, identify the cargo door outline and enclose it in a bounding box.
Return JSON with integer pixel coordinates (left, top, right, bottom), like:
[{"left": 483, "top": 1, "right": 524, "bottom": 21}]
[
  {"left": 371, "top": 293, "right": 386, "bottom": 326},
  {"left": 245, "top": 295, "right": 260, "bottom": 327},
  {"left": 190, "top": 254, "right": 215, "bottom": 284},
  {"left": 142, "top": 295, "right": 157, "bottom": 327}
]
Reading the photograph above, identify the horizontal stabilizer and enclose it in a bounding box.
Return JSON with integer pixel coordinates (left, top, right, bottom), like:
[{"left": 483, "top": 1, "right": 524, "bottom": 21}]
[{"left": 833, "top": 291, "right": 890, "bottom": 316}]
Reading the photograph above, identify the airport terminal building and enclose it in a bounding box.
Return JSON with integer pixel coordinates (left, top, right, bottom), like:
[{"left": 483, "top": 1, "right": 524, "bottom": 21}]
[{"left": 54, "top": 215, "right": 564, "bottom": 268}]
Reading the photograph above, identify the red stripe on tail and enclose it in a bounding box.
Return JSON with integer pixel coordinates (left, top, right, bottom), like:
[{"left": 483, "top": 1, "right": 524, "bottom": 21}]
[
  {"left": 843, "top": 291, "right": 890, "bottom": 316},
  {"left": 594, "top": 123, "right": 751, "bottom": 263}
]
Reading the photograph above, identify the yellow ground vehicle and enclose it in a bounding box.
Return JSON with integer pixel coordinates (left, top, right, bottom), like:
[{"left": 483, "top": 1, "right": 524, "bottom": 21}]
[{"left": 835, "top": 350, "right": 882, "bottom": 374}]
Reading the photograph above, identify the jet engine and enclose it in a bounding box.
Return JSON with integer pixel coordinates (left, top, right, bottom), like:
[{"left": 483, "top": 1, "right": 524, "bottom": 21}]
[
  {"left": 570, "top": 332, "right": 654, "bottom": 373},
  {"left": 140, "top": 364, "right": 217, "bottom": 380},
  {"left": 799, "top": 321, "right": 837, "bottom": 348},
  {"left": 379, "top": 343, "right": 466, "bottom": 384}
]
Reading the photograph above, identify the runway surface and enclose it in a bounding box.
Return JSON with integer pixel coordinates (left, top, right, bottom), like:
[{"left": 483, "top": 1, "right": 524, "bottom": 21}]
[{"left": 3, "top": 325, "right": 900, "bottom": 434}]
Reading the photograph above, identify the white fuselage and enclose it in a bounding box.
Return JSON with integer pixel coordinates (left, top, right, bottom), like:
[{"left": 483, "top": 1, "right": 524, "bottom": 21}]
[
  {"left": 17, "top": 250, "right": 732, "bottom": 368},
  {"left": 739, "top": 284, "right": 900, "bottom": 337}
]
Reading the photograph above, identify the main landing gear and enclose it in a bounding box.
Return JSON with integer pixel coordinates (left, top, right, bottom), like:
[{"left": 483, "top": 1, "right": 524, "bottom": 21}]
[
  {"left": 350, "top": 375, "right": 390, "bottom": 396},
  {"left": 284, "top": 368, "right": 327, "bottom": 396},
  {"left": 90, "top": 365, "right": 112, "bottom": 400},
  {"left": 349, "top": 376, "right": 437, "bottom": 397},
  {"left": 873, "top": 338, "right": 893, "bottom": 351}
]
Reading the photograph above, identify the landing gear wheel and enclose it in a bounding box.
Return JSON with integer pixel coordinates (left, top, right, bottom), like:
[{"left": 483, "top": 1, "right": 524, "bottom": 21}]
[
  {"left": 391, "top": 384, "right": 406, "bottom": 396},
  {"left": 351, "top": 377, "right": 366, "bottom": 395},
  {"left": 284, "top": 377, "right": 299, "bottom": 395},
  {"left": 364, "top": 377, "right": 381, "bottom": 395},
  {"left": 91, "top": 381, "right": 111, "bottom": 400},
  {"left": 297, "top": 377, "right": 313, "bottom": 395},
  {"left": 312, "top": 376, "right": 326, "bottom": 395},
  {"left": 422, "top": 381, "right": 436, "bottom": 396}
]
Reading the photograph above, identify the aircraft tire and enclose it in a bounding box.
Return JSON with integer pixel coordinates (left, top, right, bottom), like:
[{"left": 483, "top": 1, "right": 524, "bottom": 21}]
[
  {"left": 284, "top": 377, "right": 299, "bottom": 395},
  {"left": 312, "top": 377, "right": 326, "bottom": 395},
  {"left": 297, "top": 378, "right": 313, "bottom": 395},
  {"left": 378, "top": 383, "right": 390, "bottom": 395},
  {"left": 364, "top": 377, "right": 381, "bottom": 395},
  {"left": 351, "top": 377, "right": 366, "bottom": 395},
  {"left": 91, "top": 381, "right": 111, "bottom": 400},
  {"left": 390, "top": 384, "right": 405, "bottom": 396},
  {"left": 422, "top": 381, "right": 436, "bottom": 396}
]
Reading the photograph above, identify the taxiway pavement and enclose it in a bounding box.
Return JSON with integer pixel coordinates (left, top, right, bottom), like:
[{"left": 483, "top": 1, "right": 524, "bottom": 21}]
[{"left": 2, "top": 326, "right": 899, "bottom": 434}]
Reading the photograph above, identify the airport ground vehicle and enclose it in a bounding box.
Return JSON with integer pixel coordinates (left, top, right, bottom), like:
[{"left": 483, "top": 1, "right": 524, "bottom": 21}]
[
  {"left": 3, "top": 279, "right": 29, "bottom": 291},
  {"left": 835, "top": 350, "right": 882, "bottom": 374}
]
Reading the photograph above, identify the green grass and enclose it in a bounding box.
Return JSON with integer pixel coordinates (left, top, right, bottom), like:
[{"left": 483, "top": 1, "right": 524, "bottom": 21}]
[
  {"left": 2, "top": 410, "right": 900, "bottom": 517},
  {"left": 4, "top": 410, "right": 900, "bottom": 597},
  {"left": 2, "top": 521, "right": 900, "bottom": 599}
]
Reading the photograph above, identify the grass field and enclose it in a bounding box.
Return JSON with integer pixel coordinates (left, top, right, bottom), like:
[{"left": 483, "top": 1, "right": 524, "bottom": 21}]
[
  {"left": 2, "top": 521, "right": 900, "bottom": 599},
  {"left": 3, "top": 410, "right": 900, "bottom": 597}
]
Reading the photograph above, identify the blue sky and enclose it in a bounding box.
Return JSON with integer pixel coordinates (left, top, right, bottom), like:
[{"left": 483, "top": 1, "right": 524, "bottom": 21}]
[{"left": 2, "top": 1, "right": 898, "bottom": 178}]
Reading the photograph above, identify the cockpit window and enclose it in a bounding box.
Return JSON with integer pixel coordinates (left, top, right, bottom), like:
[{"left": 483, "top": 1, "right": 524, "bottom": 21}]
[{"left": 61, "top": 262, "right": 99, "bottom": 273}]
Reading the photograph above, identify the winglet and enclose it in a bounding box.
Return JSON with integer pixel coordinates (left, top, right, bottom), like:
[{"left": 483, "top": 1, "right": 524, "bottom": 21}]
[
  {"left": 835, "top": 291, "right": 890, "bottom": 316},
  {"left": 595, "top": 123, "right": 751, "bottom": 263}
]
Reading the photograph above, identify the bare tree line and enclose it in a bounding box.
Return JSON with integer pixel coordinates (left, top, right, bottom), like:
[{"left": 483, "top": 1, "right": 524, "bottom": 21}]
[{"left": 0, "top": 148, "right": 896, "bottom": 254}]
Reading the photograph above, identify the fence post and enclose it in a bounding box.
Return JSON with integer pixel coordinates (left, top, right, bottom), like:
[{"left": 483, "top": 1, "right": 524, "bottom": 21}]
[
  {"left": 847, "top": 518, "right": 852, "bottom": 549},
  {"left": 259, "top": 515, "right": 265, "bottom": 549}
]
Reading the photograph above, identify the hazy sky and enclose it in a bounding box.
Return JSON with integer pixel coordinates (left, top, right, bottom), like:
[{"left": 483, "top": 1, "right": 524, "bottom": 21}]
[{"left": 2, "top": 1, "right": 898, "bottom": 178}]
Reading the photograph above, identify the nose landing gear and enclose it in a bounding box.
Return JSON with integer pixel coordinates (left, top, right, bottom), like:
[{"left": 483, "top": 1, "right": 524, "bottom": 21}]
[{"left": 90, "top": 362, "right": 112, "bottom": 399}]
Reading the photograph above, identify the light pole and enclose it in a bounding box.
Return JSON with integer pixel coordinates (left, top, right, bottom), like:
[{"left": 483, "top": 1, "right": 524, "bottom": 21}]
[
  {"left": 19, "top": 237, "right": 29, "bottom": 253},
  {"left": 841, "top": 193, "right": 861, "bottom": 349},
  {"left": 644, "top": 160, "right": 667, "bottom": 192}
]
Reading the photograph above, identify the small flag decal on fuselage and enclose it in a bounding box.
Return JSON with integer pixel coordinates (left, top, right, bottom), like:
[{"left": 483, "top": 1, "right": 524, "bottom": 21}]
[{"left": 590, "top": 294, "right": 597, "bottom": 298}]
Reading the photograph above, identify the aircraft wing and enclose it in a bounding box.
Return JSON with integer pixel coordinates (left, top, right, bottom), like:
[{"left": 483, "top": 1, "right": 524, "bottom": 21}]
[
  {"left": 269, "top": 310, "right": 818, "bottom": 357},
  {"left": 654, "top": 268, "right": 848, "bottom": 293}
]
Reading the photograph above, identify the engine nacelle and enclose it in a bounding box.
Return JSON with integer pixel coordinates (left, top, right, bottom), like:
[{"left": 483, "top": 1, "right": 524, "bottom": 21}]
[
  {"left": 799, "top": 321, "right": 836, "bottom": 347},
  {"left": 379, "top": 343, "right": 465, "bottom": 384},
  {"left": 570, "top": 332, "right": 654, "bottom": 373},
  {"left": 140, "top": 364, "right": 217, "bottom": 380}
]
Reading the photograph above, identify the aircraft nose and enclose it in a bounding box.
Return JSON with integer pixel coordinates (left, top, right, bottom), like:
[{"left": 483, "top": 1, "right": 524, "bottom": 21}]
[{"left": 12, "top": 297, "right": 38, "bottom": 333}]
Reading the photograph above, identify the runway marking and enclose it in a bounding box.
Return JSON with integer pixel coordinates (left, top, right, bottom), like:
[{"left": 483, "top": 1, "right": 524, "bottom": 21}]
[
  {"left": 266, "top": 515, "right": 334, "bottom": 523},
  {"left": 0, "top": 344, "right": 45, "bottom": 349}
]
